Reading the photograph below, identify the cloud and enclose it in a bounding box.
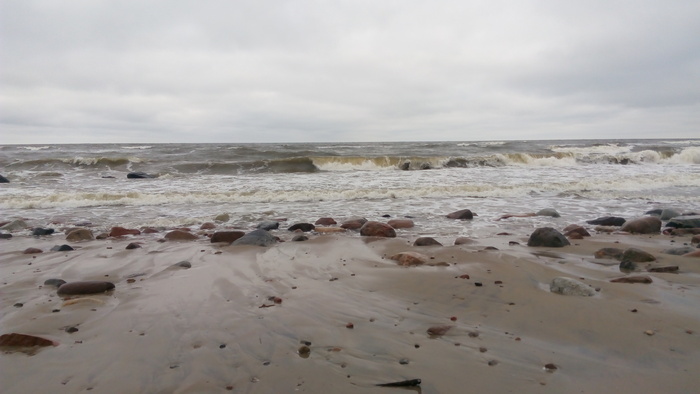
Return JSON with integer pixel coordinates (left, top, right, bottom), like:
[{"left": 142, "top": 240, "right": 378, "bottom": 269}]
[{"left": 1, "top": 0, "right": 699, "bottom": 143}]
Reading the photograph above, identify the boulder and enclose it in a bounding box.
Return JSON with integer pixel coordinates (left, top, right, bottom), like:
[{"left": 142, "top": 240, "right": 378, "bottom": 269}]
[
  {"left": 666, "top": 215, "right": 700, "bottom": 229},
  {"left": 232, "top": 229, "right": 277, "bottom": 247},
  {"left": 594, "top": 248, "right": 624, "bottom": 260},
  {"left": 66, "top": 228, "right": 94, "bottom": 242},
  {"left": 550, "top": 277, "right": 595, "bottom": 296},
  {"left": 390, "top": 252, "right": 430, "bottom": 266},
  {"left": 341, "top": 218, "right": 367, "bottom": 230},
  {"left": 109, "top": 227, "right": 141, "bottom": 237},
  {"left": 315, "top": 217, "right": 337, "bottom": 226},
  {"left": 126, "top": 172, "right": 156, "bottom": 179},
  {"left": 57, "top": 281, "right": 115, "bottom": 296},
  {"left": 288, "top": 223, "right": 315, "bottom": 232},
  {"left": 693, "top": 235, "right": 700, "bottom": 244},
  {"left": 586, "top": 216, "right": 626, "bottom": 226},
  {"left": 211, "top": 231, "right": 245, "bottom": 243},
  {"left": 0, "top": 174, "right": 9, "bottom": 183},
  {"left": 360, "top": 221, "right": 396, "bottom": 237},
  {"left": 414, "top": 237, "right": 442, "bottom": 246},
  {"left": 164, "top": 230, "right": 199, "bottom": 241},
  {"left": 620, "top": 217, "right": 661, "bottom": 234},
  {"left": 536, "top": 208, "right": 560, "bottom": 218},
  {"left": 32, "top": 228, "right": 55, "bottom": 236},
  {"left": 387, "top": 219, "right": 415, "bottom": 229},
  {"left": 563, "top": 224, "right": 590, "bottom": 238},
  {"left": 446, "top": 209, "right": 474, "bottom": 220},
  {"left": 621, "top": 248, "right": 656, "bottom": 262},
  {"left": 0, "top": 233, "right": 12, "bottom": 239},
  {"left": 257, "top": 221, "right": 280, "bottom": 231},
  {"left": 0, "top": 220, "right": 29, "bottom": 232},
  {"left": 527, "top": 227, "right": 570, "bottom": 247},
  {"left": 0, "top": 333, "right": 55, "bottom": 347}
]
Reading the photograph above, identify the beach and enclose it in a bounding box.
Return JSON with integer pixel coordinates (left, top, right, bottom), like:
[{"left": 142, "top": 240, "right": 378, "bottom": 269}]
[{"left": 2, "top": 214, "right": 699, "bottom": 393}]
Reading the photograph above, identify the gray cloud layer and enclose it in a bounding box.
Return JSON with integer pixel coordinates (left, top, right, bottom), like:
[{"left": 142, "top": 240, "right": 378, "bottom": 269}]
[{"left": 1, "top": 0, "right": 699, "bottom": 143}]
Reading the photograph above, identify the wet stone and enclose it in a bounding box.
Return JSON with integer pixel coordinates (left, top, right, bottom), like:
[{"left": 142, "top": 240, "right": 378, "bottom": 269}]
[
  {"left": 51, "top": 244, "right": 74, "bottom": 252},
  {"left": 57, "top": 281, "right": 115, "bottom": 296}
]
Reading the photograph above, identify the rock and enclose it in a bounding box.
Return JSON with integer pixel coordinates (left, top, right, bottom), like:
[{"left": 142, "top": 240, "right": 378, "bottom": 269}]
[
  {"left": 660, "top": 208, "right": 682, "bottom": 221},
  {"left": 683, "top": 250, "right": 700, "bottom": 258},
  {"left": 563, "top": 224, "right": 590, "bottom": 238},
  {"left": 51, "top": 244, "right": 74, "bottom": 252},
  {"left": 32, "top": 228, "right": 55, "bottom": 236},
  {"left": 527, "top": 227, "right": 570, "bottom": 247},
  {"left": 125, "top": 242, "right": 142, "bottom": 249},
  {"left": 0, "top": 174, "right": 9, "bottom": 183},
  {"left": 292, "top": 235, "right": 308, "bottom": 242},
  {"left": 621, "top": 248, "right": 656, "bottom": 262},
  {"left": 648, "top": 266, "right": 679, "bottom": 273},
  {"left": 257, "top": 221, "right": 280, "bottom": 231},
  {"left": 693, "top": 235, "right": 700, "bottom": 244},
  {"left": 232, "top": 229, "right": 278, "bottom": 247},
  {"left": 390, "top": 252, "right": 430, "bottom": 266},
  {"left": 586, "top": 216, "right": 626, "bottom": 226},
  {"left": 57, "top": 281, "right": 115, "bottom": 296},
  {"left": 665, "top": 228, "right": 700, "bottom": 235},
  {"left": 454, "top": 237, "right": 476, "bottom": 245},
  {"left": 0, "top": 333, "right": 55, "bottom": 348},
  {"left": 340, "top": 218, "right": 367, "bottom": 230},
  {"left": 44, "top": 279, "right": 67, "bottom": 287},
  {"left": 611, "top": 276, "right": 653, "bottom": 284},
  {"left": 214, "top": 213, "right": 230, "bottom": 223},
  {"left": 1, "top": 219, "right": 29, "bottom": 231},
  {"left": 126, "top": 172, "right": 156, "bottom": 179},
  {"left": 621, "top": 217, "right": 662, "bottom": 234},
  {"left": 666, "top": 215, "right": 700, "bottom": 229},
  {"left": 211, "top": 231, "right": 245, "bottom": 243},
  {"left": 142, "top": 227, "right": 160, "bottom": 234},
  {"left": 315, "top": 217, "right": 337, "bottom": 226},
  {"left": 594, "top": 247, "right": 625, "bottom": 260},
  {"left": 200, "top": 222, "right": 216, "bottom": 230},
  {"left": 109, "top": 227, "right": 141, "bottom": 237},
  {"left": 661, "top": 246, "right": 696, "bottom": 255},
  {"left": 619, "top": 261, "right": 638, "bottom": 273},
  {"left": 164, "top": 230, "right": 199, "bottom": 241},
  {"left": 414, "top": 237, "right": 442, "bottom": 246},
  {"left": 536, "top": 208, "right": 560, "bottom": 218},
  {"left": 387, "top": 219, "right": 414, "bottom": 229},
  {"left": 550, "top": 277, "right": 595, "bottom": 296},
  {"left": 172, "top": 261, "right": 191, "bottom": 269},
  {"left": 66, "top": 228, "right": 94, "bottom": 242},
  {"left": 427, "top": 325, "right": 453, "bottom": 337},
  {"left": 446, "top": 209, "right": 474, "bottom": 220},
  {"left": 360, "top": 221, "right": 396, "bottom": 237},
  {"left": 0, "top": 233, "right": 12, "bottom": 239},
  {"left": 23, "top": 247, "right": 43, "bottom": 254},
  {"left": 288, "top": 223, "right": 315, "bottom": 232}
]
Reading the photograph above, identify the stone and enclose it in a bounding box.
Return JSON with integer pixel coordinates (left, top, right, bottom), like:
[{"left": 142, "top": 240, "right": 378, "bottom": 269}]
[
  {"left": 172, "top": 261, "right": 191, "bottom": 269},
  {"left": 427, "top": 325, "right": 453, "bottom": 337},
  {"left": 214, "top": 213, "right": 230, "bottom": 223},
  {"left": 109, "top": 227, "right": 141, "bottom": 237},
  {"left": 621, "top": 217, "right": 662, "bottom": 234},
  {"left": 648, "top": 266, "right": 679, "bottom": 273},
  {"left": 211, "top": 231, "right": 245, "bottom": 243},
  {"left": 666, "top": 228, "right": 700, "bottom": 235},
  {"left": 661, "top": 246, "right": 696, "bottom": 255},
  {"left": 594, "top": 247, "right": 625, "bottom": 260},
  {"left": 23, "top": 247, "right": 43, "bottom": 254},
  {"left": 563, "top": 224, "right": 590, "bottom": 238},
  {"left": 51, "top": 244, "right": 74, "bottom": 252},
  {"left": 292, "top": 235, "right": 309, "bottom": 242},
  {"left": 1, "top": 219, "right": 29, "bottom": 231},
  {"left": 666, "top": 215, "right": 700, "bottom": 229},
  {"left": 550, "top": 277, "right": 595, "bottom": 296},
  {"left": 693, "top": 235, "right": 700, "bottom": 244},
  {"left": 126, "top": 172, "right": 156, "bottom": 179},
  {"left": 315, "top": 217, "right": 337, "bottom": 226},
  {"left": 586, "top": 216, "right": 626, "bottom": 226},
  {"left": 125, "top": 242, "right": 142, "bottom": 249},
  {"left": 257, "top": 221, "right": 280, "bottom": 231},
  {"left": 683, "top": 250, "right": 700, "bottom": 258},
  {"left": 611, "top": 276, "right": 653, "bottom": 284},
  {"left": 340, "top": 218, "right": 367, "bottom": 230},
  {"left": 387, "top": 219, "right": 414, "bottom": 229},
  {"left": 200, "top": 222, "right": 216, "bottom": 230},
  {"left": 454, "top": 237, "right": 476, "bottom": 245},
  {"left": 527, "top": 227, "right": 570, "bottom": 247},
  {"left": 0, "top": 233, "right": 12, "bottom": 239},
  {"left": 660, "top": 208, "right": 682, "bottom": 221},
  {"left": 0, "top": 333, "right": 55, "bottom": 348},
  {"left": 414, "top": 237, "right": 442, "bottom": 246},
  {"left": 360, "top": 221, "right": 396, "bottom": 237},
  {"left": 164, "top": 230, "right": 199, "bottom": 241},
  {"left": 0, "top": 174, "right": 9, "bottom": 183},
  {"left": 390, "top": 252, "right": 430, "bottom": 266},
  {"left": 232, "top": 229, "right": 278, "bottom": 247},
  {"left": 57, "top": 281, "right": 115, "bottom": 296},
  {"left": 446, "top": 209, "right": 474, "bottom": 220},
  {"left": 32, "top": 227, "right": 55, "bottom": 236},
  {"left": 621, "top": 248, "right": 656, "bottom": 262},
  {"left": 288, "top": 223, "right": 315, "bottom": 232},
  {"left": 536, "top": 208, "right": 560, "bottom": 218},
  {"left": 66, "top": 228, "right": 94, "bottom": 242},
  {"left": 619, "top": 261, "right": 638, "bottom": 273},
  {"left": 44, "top": 279, "right": 67, "bottom": 287}
]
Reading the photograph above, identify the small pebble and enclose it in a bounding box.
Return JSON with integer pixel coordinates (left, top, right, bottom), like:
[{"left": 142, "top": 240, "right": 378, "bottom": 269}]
[
  {"left": 479, "top": 347, "right": 487, "bottom": 353},
  {"left": 645, "top": 330, "right": 655, "bottom": 336},
  {"left": 65, "top": 326, "right": 79, "bottom": 333},
  {"left": 544, "top": 363, "right": 558, "bottom": 372},
  {"left": 13, "top": 303, "right": 23, "bottom": 308},
  {"left": 399, "top": 358, "right": 409, "bottom": 365},
  {"left": 346, "top": 322, "right": 354, "bottom": 329},
  {"left": 488, "top": 360, "right": 499, "bottom": 366}
]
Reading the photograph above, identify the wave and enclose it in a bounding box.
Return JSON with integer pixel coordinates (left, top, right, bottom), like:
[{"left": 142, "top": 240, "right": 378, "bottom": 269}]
[{"left": 5, "top": 156, "right": 144, "bottom": 169}]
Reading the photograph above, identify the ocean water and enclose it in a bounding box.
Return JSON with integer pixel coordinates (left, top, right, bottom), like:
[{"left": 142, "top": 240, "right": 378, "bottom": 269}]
[{"left": 1, "top": 139, "right": 699, "bottom": 238}]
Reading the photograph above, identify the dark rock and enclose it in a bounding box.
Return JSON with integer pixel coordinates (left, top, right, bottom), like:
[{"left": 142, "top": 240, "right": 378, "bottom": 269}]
[
  {"left": 527, "top": 227, "right": 570, "bottom": 247},
  {"left": 414, "top": 237, "right": 442, "bottom": 246},
  {"left": 661, "top": 246, "right": 696, "bottom": 255},
  {"left": 621, "top": 248, "right": 656, "bottom": 262},
  {"left": 586, "top": 216, "right": 626, "bottom": 226},
  {"left": 536, "top": 208, "right": 560, "bottom": 218},
  {"left": 666, "top": 215, "right": 700, "bottom": 229},
  {"left": 387, "top": 219, "right": 414, "bottom": 229},
  {"left": 51, "top": 244, "right": 74, "bottom": 252},
  {"left": 126, "top": 172, "right": 156, "bottom": 179},
  {"left": 611, "top": 276, "right": 653, "bottom": 284},
  {"left": 292, "top": 235, "right": 309, "bottom": 242},
  {"left": 446, "top": 209, "right": 474, "bottom": 220},
  {"left": 288, "top": 223, "right": 315, "bottom": 232},
  {"left": 0, "top": 174, "right": 9, "bottom": 183},
  {"left": 619, "top": 261, "right": 638, "bottom": 273},
  {"left": 594, "top": 247, "right": 625, "bottom": 260},
  {"left": 164, "top": 230, "right": 199, "bottom": 241},
  {"left": 57, "top": 281, "right": 115, "bottom": 296},
  {"left": 648, "top": 266, "right": 679, "bottom": 273},
  {"left": 257, "top": 221, "right": 280, "bottom": 231},
  {"left": 23, "top": 247, "right": 43, "bottom": 254},
  {"left": 109, "top": 227, "right": 141, "bottom": 237},
  {"left": 0, "top": 233, "right": 12, "bottom": 239},
  {"left": 66, "top": 228, "right": 94, "bottom": 241},
  {"left": 360, "top": 221, "right": 396, "bottom": 237},
  {"left": 211, "top": 231, "right": 245, "bottom": 243},
  {"left": 32, "top": 228, "right": 55, "bottom": 236},
  {"left": 340, "top": 218, "right": 367, "bottom": 230},
  {"left": 232, "top": 229, "right": 278, "bottom": 247},
  {"left": 172, "top": 261, "right": 191, "bottom": 269},
  {"left": 125, "top": 242, "right": 142, "bottom": 249},
  {"left": 550, "top": 277, "right": 595, "bottom": 296},
  {"left": 621, "top": 217, "right": 661, "bottom": 234},
  {"left": 0, "top": 333, "right": 55, "bottom": 347},
  {"left": 315, "top": 217, "right": 337, "bottom": 226},
  {"left": 44, "top": 278, "right": 67, "bottom": 287}
]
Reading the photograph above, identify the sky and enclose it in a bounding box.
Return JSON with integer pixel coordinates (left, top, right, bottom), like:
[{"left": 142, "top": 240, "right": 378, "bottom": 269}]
[{"left": 1, "top": 0, "right": 699, "bottom": 144}]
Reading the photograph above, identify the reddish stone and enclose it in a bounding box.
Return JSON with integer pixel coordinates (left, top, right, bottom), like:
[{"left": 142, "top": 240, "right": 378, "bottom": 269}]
[
  {"left": 164, "top": 230, "right": 199, "bottom": 241},
  {"left": 427, "top": 325, "right": 453, "bottom": 337},
  {"left": 564, "top": 224, "right": 590, "bottom": 238},
  {"left": 210, "top": 231, "right": 245, "bottom": 243},
  {"left": 621, "top": 217, "right": 661, "bottom": 234},
  {"left": 360, "top": 221, "right": 396, "bottom": 237},
  {"left": 125, "top": 242, "right": 142, "bottom": 250},
  {"left": 315, "top": 217, "right": 337, "bottom": 226},
  {"left": 390, "top": 251, "right": 429, "bottom": 266},
  {"left": 387, "top": 219, "right": 414, "bottom": 229},
  {"left": 414, "top": 237, "right": 442, "bottom": 246},
  {"left": 683, "top": 250, "right": 700, "bottom": 258},
  {"left": 23, "top": 247, "right": 43, "bottom": 254},
  {"left": 200, "top": 222, "right": 216, "bottom": 230},
  {"left": 340, "top": 218, "right": 367, "bottom": 230},
  {"left": 692, "top": 234, "right": 700, "bottom": 244},
  {"left": 109, "top": 227, "right": 141, "bottom": 237},
  {"left": 0, "top": 333, "right": 55, "bottom": 347}
]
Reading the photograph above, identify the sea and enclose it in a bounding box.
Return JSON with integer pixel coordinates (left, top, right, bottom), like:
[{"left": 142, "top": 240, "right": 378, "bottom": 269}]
[{"left": 1, "top": 139, "right": 699, "bottom": 238}]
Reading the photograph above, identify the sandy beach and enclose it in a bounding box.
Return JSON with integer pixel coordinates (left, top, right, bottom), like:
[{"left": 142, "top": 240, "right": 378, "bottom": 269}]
[{"left": 1, "top": 217, "right": 699, "bottom": 394}]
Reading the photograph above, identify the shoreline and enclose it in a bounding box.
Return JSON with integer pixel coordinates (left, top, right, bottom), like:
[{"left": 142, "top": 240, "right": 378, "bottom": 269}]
[{"left": 1, "top": 220, "right": 699, "bottom": 393}]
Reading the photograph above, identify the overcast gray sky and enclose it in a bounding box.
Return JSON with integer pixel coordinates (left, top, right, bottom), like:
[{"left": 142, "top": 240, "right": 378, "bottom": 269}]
[{"left": 1, "top": 0, "right": 698, "bottom": 144}]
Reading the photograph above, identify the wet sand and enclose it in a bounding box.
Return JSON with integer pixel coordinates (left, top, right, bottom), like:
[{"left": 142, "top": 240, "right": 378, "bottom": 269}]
[{"left": 1, "top": 228, "right": 699, "bottom": 393}]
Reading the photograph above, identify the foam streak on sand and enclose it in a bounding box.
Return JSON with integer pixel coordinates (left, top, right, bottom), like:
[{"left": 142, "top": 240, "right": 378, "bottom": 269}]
[{"left": 1, "top": 221, "right": 700, "bottom": 393}]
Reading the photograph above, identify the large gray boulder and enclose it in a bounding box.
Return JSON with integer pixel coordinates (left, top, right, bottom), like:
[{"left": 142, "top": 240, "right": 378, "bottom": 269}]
[
  {"left": 527, "top": 227, "right": 570, "bottom": 247},
  {"left": 550, "top": 277, "right": 595, "bottom": 296},
  {"left": 621, "top": 217, "right": 661, "bottom": 234}
]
